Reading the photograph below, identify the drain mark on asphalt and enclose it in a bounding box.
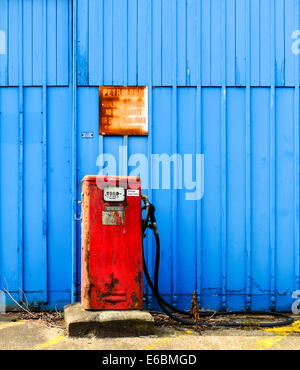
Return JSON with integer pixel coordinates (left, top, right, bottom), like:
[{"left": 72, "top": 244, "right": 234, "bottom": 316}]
[{"left": 250, "top": 320, "right": 300, "bottom": 350}]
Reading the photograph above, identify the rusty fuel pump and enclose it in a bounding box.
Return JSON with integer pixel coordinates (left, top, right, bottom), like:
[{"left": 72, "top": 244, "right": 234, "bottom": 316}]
[
  {"left": 81, "top": 175, "right": 143, "bottom": 310},
  {"left": 81, "top": 175, "right": 294, "bottom": 328}
]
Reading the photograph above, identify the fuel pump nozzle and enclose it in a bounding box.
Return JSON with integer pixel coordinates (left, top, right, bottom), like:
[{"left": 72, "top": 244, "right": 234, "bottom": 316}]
[{"left": 142, "top": 195, "right": 157, "bottom": 237}]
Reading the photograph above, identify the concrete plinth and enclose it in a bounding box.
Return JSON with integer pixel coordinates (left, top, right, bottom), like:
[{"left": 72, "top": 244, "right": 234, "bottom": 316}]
[{"left": 64, "top": 303, "right": 154, "bottom": 338}]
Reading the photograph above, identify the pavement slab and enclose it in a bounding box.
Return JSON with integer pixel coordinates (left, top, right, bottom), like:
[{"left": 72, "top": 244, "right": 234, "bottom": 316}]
[
  {"left": 64, "top": 303, "right": 155, "bottom": 337},
  {"left": 0, "top": 314, "right": 299, "bottom": 350}
]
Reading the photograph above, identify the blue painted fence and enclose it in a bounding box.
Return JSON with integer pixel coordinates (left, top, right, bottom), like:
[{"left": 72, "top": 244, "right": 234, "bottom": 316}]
[{"left": 0, "top": 0, "right": 299, "bottom": 311}]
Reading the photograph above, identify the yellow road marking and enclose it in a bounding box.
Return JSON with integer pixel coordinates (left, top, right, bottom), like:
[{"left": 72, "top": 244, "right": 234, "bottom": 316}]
[
  {"left": 250, "top": 320, "right": 300, "bottom": 350},
  {"left": 138, "top": 330, "right": 193, "bottom": 350},
  {"left": 0, "top": 320, "right": 24, "bottom": 331},
  {"left": 32, "top": 335, "right": 67, "bottom": 350},
  {"left": 263, "top": 320, "right": 300, "bottom": 334},
  {"left": 250, "top": 336, "right": 287, "bottom": 350}
]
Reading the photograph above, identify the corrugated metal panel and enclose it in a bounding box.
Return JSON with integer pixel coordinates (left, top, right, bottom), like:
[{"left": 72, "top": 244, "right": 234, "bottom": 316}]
[
  {"left": 0, "top": 0, "right": 299, "bottom": 311},
  {"left": 76, "top": 0, "right": 300, "bottom": 88},
  {"left": 0, "top": 0, "right": 72, "bottom": 308},
  {"left": 0, "top": 0, "right": 69, "bottom": 86}
]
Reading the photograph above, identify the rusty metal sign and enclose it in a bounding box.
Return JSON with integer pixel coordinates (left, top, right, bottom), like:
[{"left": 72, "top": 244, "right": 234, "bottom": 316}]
[
  {"left": 102, "top": 210, "right": 125, "bottom": 226},
  {"left": 99, "top": 86, "right": 148, "bottom": 136}
]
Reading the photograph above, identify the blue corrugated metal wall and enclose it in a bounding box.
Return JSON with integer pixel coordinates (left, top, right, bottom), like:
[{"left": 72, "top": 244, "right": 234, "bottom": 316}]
[
  {"left": 0, "top": 0, "right": 299, "bottom": 311},
  {"left": 0, "top": 0, "right": 72, "bottom": 308}
]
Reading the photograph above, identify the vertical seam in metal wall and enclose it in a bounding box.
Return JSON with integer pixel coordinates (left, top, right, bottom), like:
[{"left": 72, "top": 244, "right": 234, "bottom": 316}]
[
  {"left": 147, "top": 0, "right": 153, "bottom": 309},
  {"left": 160, "top": 0, "right": 163, "bottom": 85},
  {"left": 245, "top": 0, "right": 252, "bottom": 310},
  {"left": 184, "top": 0, "right": 187, "bottom": 86},
  {"left": 258, "top": 0, "right": 261, "bottom": 85},
  {"left": 87, "top": 0, "right": 89, "bottom": 85},
  {"left": 42, "top": 0, "right": 48, "bottom": 304},
  {"left": 31, "top": 0, "right": 33, "bottom": 84},
  {"left": 121, "top": 1, "right": 128, "bottom": 177},
  {"left": 55, "top": 0, "right": 58, "bottom": 85},
  {"left": 270, "top": 0, "right": 276, "bottom": 310},
  {"left": 122, "top": 136, "right": 128, "bottom": 176},
  {"left": 220, "top": 0, "right": 227, "bottom": 311},
  {"left": 100, "top": 0, "right": 104, "bottom": 85},
  {"left": 136, "top": 0, "right": 139, "bottom": 82},
  {"left": 124, "top": 0, "right": 128, "bottom": 86},
  {"left": 172, "top": 0, "right": 178, "bottom": 307},
  {"left": 171, "top": 92, "right": 177, "bottom": 306},
  {"left": 6, "top": 0, "right": 9, "bottom": 85},
  {"left": 98, "top": 0, "right": 104, "bottom": 158},
  {"left": 283, "top": 1, "right": 285, "bottom": 86},
  {"left": 17, "top": 0, "right": 24, "bottom": 301},
  {"left": 71, "top": 0, "right": 78, "bottom": 303},
  {"left": 208, "top": 0, "right": 211, "bottom": 85},
  {"left": 122, "top": 1, "right": 128, "bottom": 177},
  {"left": 111, "top": 0, "right": 113, "bottom": 85},
  {"left": 294, "top": 0, "right": 300, "bottom": 294},
  {"left": 196, "top": 0, "right": 202, "bottom": 308}
]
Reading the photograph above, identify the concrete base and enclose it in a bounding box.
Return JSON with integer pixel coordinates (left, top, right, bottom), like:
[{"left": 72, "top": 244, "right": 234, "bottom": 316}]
[{"left": 64, "top": 303, "right": 155, "bottom": 338}]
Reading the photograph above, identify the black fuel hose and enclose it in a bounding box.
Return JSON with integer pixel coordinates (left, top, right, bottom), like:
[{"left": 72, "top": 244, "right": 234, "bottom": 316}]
[{"left": 141, "top": 195, "right": 294, "bottom": 328}]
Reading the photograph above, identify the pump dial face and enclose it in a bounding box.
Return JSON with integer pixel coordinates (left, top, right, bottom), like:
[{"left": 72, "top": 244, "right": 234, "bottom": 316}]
[{"left": 103, "top": 186, "right": 125, "bottom": 202}]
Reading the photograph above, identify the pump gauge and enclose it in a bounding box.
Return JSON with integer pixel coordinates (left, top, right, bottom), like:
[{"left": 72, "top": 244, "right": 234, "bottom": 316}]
[{"left": 103, "top": 186, "right": 125, "bottom": 202}]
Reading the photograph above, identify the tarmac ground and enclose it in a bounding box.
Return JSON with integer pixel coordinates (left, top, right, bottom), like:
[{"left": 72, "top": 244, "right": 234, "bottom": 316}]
[{"left": 0, "top": 312, "right": 299, "bottom": 350}]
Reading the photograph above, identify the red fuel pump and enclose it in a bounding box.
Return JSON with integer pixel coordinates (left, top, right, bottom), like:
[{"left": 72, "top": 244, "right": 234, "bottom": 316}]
[
  {"left": 81, "top": 175, "right": 143, "bottom": 310},
  {"left": 80, "top": 175, "right": 293, "bottom": 328}
]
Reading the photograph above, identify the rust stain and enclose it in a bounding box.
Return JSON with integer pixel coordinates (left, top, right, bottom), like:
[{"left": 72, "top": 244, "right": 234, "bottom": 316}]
[
  {"left": 95, "top": 290, "right": 127, "bottom": 305},
  {"left": 134, "top": 261, "right": 142, "bottom": 290},
  {"left": 99, "top": 86, "right": 148, "bottom": 136},
  {"left": 134, "top": 271, "right": 142, "bottom": 287},
  {"left": 130, "top": 292, "right": 140, "bottom": 308},
  {"left": 131, "top": 261, "right": 143, "bottom": 309},
  {"left": 95, "top": 273, "right": 128, "bottom": 306},
  {"left": 104, "top": 273, "right": 119, "bottom": 291},
  {"left": 82, "top": 183, "right": 93, "bottom": 308},
  {"left": 190, "top": 291, "right": 200, "bottom": 323}
]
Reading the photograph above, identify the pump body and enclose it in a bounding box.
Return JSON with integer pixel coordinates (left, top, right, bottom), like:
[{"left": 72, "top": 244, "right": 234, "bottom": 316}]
[{"left": 81, "top": 175, "right": 143, "bottom": 310}]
